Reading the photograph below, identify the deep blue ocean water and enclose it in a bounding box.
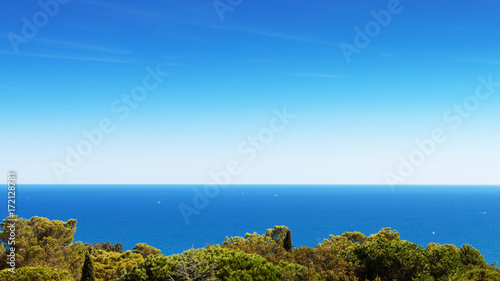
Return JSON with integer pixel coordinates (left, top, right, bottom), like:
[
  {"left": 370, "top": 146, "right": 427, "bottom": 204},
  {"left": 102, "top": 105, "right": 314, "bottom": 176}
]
[{"left": 2, "top": 185, "right": 500, "bottom": 264}]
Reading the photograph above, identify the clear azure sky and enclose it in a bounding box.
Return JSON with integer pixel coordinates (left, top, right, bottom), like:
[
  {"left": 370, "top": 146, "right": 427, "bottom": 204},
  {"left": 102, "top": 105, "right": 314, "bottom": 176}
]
[{"left": 0, "top": 0, "right": 499, "bottom": 185}]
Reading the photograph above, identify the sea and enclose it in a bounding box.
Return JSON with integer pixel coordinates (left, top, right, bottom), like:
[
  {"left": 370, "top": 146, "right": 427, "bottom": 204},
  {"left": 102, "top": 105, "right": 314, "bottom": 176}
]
[{"left": 3, "top": 185, "right": 500, "bottom": 264}]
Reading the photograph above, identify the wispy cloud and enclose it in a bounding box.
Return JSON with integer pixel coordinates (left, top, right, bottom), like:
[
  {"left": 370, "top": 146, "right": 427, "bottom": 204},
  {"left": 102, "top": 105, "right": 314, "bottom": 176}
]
[
  {"left": 78, "top": 0, "right": 150, "bottom": 17},
  {"left": 236, "top": 40, "right": 268, "bottom": 51},
  {"left": 159, "top": 62, "right": 188, "bottom": 67},
  {"left": 249, "top": 59, "right": 276, "bottom": 63},
  {"left": 216, "top": 26, "right": 338, "bottom": 46},
  {"left": 370, "top": 47, "right": 442, "bottom": 58},
  {"left": 34, "top": 38, "right": 131, "bottom": 55},
  {"left": 289, "top": 73, "right": 350, "bottom": 78},
  {"left": 246, "top": 29, "right": 336, "bottom": 45},
  {"left": 0, "top": 36, "right": 135, "bottom": 63},
  {"left": 378, "top": 53, "right": 393, "bottom": 57},
  {"left": 0, "top": 51, "right": 136, "bottom": 64},
  {"left": 453, "top": 59, "right": 500, "bottom": 65},
  {"left": 77, "top": 0, "right": 215, "bottom": 30}
]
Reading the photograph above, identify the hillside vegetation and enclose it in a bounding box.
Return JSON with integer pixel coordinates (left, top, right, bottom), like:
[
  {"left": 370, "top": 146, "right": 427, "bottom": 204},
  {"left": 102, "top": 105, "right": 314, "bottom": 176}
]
[{"left": 1, "top": 216, "right": 499, "bottom": 280}]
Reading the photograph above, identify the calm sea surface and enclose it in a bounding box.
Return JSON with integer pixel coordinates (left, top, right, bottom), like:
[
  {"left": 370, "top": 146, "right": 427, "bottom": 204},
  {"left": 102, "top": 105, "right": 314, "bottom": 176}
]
[{"left": 3, "top": 185, "right": 500, "bottom": 264}]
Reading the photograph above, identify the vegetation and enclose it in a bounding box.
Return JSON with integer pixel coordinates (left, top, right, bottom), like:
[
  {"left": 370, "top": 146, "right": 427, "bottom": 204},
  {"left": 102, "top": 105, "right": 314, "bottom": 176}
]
[
  {"left": 0, "top": 266, "right": 74, "bottom": 280},
  {"left": 133, "top": 243, "right": 162, "bottom": 259},
  {"left": 91, "top": 249, "right": 144, "bottom": 280},
  {"left": 81, "top": 249, "right": 96, "bottom": 281},
  {"left": 1, "top": 216, "right": 499, "bottom": 280},
  {"left": 86, "top": 242, "right": 123, "bottom": 253},
  {"left": 0, "top": 216, "right": 86, "bottom": 280}
]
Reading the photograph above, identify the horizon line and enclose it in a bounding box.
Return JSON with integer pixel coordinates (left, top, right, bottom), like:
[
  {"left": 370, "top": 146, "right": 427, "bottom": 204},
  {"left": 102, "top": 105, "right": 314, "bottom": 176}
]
[{"left": 12, "top": 183, "right": 500, "bottom": 186}]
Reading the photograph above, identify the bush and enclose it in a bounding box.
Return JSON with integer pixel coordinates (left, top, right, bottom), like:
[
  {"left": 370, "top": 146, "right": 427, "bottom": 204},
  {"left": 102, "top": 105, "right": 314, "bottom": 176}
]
[
  {"left": 86, "top": 242, "right": 123, "bottom": 253},
  {"left": 121, "top": 246, "right": 301, "bottom": 281},
  {"left": 0, "top": 266, "right": 74, "bottom": 281},
  {"left": 132, "top": 243, "right": 162, "bottom": 259},
  {"left": 292, "top": 246, "right": 358, "bottom": 280},
  {"left": 222, "top": 226, "right": 294, "bottom": 264},
  {"left": 353, "top": 237, "right": 427, "bottom": 281},
  {"left": 91, "top": 249, "right": 144, "bottom": 281},
  {"left": 460, "top": 244, "right": 487, "bottom": 267},
  {"left": 0, "top": 216, "right": 85, "bottom": 280},
  {"left": 464, "top": 268, "right": 500, "bottom": 281}
]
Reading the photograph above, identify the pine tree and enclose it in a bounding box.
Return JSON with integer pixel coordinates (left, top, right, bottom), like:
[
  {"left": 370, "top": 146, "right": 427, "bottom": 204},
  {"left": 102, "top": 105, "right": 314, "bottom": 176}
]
[
  {"left": 80, "top": 249, "right": 96, "bottom": 281},
  {"left": 283, "top": 229, "right": 292, "bottom": 252}
]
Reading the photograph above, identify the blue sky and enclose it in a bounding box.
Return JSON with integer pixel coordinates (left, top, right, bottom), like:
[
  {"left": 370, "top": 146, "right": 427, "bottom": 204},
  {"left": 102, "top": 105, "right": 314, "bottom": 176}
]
[{"left": 1, "top": 0, "right": 499, "bottom": 184}]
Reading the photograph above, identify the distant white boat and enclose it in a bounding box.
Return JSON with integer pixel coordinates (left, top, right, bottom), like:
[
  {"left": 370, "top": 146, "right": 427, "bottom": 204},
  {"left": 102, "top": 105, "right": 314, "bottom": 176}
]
[
  {"left": 432, "top": 231, "right": 435, "bottom": 235},
  {"left": 157, "top": 201, "right": 161, "bottom": 204}
]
